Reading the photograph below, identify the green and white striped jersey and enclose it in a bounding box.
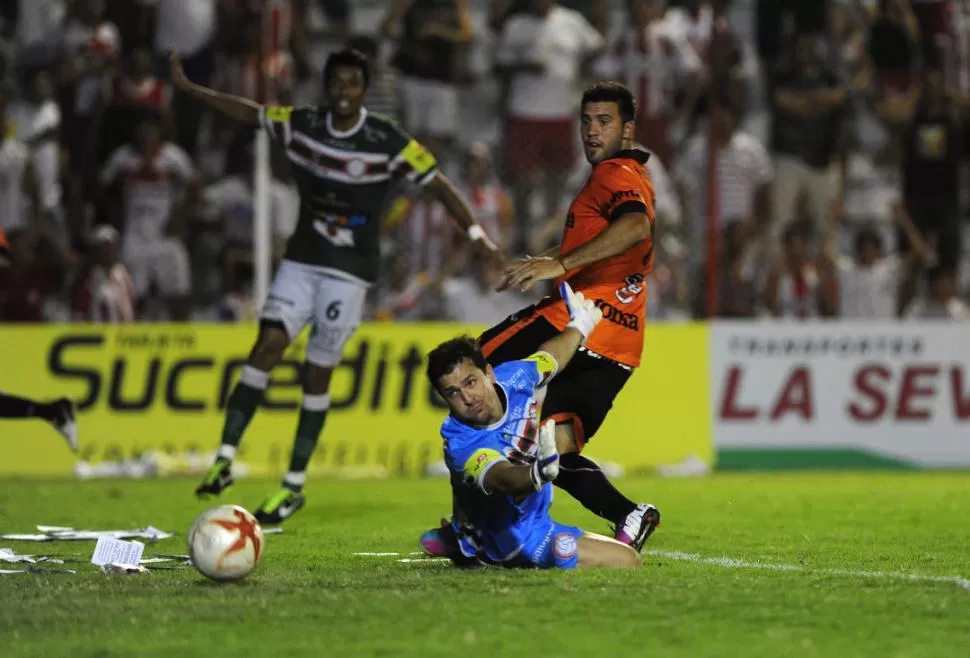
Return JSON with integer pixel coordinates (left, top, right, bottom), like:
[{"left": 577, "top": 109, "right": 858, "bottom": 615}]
[{"left": 259, "top": 105, "right": 438, "bottom": 283}]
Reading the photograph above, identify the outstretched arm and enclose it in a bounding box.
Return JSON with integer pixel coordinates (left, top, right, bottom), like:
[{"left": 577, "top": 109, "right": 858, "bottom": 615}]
[{"left": 169, "top": 50, "right": 259, "bottom": 125}]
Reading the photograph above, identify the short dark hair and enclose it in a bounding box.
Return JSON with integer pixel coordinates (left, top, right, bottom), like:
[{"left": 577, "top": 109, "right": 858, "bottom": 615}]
[
  {"left": 581, "top": 81, "right": 637, "bottom": 124},
  {"left": 426, "top": 336, "right": 488, "bottom": 391},
  {"left": 324, "top": 48, "right": 371, "bottom": 88}
]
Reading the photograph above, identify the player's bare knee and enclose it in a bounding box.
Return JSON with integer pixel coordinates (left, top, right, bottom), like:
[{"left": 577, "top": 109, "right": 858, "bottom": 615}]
[
  {"left": 555, "top": 424, "right": 580, "bottom": 454},
  {"left": 249, "top": 325, "right": 290, "bottom": 370},
  {"left": 303, "top": 363, "right": 334, "bottom": 396}
]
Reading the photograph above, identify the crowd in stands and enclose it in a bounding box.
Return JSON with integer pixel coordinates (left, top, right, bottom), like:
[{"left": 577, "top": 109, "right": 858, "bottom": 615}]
[{"left": 1, "top": 0, "right": 968, "bottom": 325}]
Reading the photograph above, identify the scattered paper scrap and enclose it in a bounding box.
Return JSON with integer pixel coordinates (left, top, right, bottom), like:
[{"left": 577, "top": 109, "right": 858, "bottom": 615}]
[
  {"left": 100, "top": 563, "right": 149, "bottom": 574},
  {"left": 0, "top": 526, "right": 173, "bottom": 542},
  {"left": 1, "top": 566, "right": 77, "bottom": 575},
  {"left": 0, "top": 548, "right": 65, "bottom": 564},
  {"left": 91, "top": 537, "right": 145, "bottom": 567},
  {"left": 263, "top": 528, "right": 284, "bottom": 535}
]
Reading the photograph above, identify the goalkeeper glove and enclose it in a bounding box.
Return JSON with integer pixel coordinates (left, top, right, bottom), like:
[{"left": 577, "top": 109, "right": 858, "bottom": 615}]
[
  {"left": 530, "top": 420, "right": 559, "bottom": 490},
  {"left": 559, "top": 281, "right": 604, "bottom": 343}
]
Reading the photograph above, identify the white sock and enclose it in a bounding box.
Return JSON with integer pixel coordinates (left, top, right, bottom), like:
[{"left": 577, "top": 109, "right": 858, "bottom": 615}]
[
  {"left": 217, "top": 445, "right": 237, "bottom": 460},
  {"left": 240, "top": 365, "right": 270, "bottom": 389},
  {"left": 283, "top": 471, "right": 307, "bottom": 489}
]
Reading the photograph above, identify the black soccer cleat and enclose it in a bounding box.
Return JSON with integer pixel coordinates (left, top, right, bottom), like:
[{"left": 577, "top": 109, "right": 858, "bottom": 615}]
[
  {"left": 254, "top": 487, "right": 306, "bottom": 525},
  {"left": 612, "top": 503, "right": 661, "bottom": 552},
  {"left": 195, "top": 458, "right": 235, "bottom": 499}
]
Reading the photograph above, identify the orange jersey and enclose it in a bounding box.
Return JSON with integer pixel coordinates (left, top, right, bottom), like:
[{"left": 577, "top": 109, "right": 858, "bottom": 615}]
[{"left": 538, "top": 149, "right": 656, "bottom": 367}]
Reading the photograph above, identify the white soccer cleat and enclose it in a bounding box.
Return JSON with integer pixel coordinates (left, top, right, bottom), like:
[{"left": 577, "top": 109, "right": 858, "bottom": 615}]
[{"left": 50, "top": 398, "right": 78, "bottom": 452}]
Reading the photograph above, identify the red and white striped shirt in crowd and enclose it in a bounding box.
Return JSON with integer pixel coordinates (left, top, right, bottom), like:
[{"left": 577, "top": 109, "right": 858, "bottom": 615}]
[{"left": 597, "top": 22, "right": 701, "bottom": 120}]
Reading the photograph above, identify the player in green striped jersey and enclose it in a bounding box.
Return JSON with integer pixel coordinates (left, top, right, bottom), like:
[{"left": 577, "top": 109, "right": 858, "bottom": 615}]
[{"left": 172, "top": 47, "right": 503, "bottom": 524}]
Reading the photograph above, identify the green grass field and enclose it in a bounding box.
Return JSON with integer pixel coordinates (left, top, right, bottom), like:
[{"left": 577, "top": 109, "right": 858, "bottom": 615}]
[{"left": 1, "top": 473, "right": 968, "bottom": 657}]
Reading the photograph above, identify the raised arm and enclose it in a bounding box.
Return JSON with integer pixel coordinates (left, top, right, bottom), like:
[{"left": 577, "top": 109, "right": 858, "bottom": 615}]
[{"left": 169, "top": 50, "right": 259, "bottom": 125}]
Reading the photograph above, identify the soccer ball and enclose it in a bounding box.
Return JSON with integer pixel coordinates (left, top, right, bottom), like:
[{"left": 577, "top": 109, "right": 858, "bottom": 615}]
[{"left": 188, "top": 505, "right": 264, "bottom": 581}]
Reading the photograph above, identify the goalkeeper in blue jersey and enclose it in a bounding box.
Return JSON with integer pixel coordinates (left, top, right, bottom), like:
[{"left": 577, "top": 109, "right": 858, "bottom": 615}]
[{"left": 424, "top": 283, "right": 640, "bottom": 569}]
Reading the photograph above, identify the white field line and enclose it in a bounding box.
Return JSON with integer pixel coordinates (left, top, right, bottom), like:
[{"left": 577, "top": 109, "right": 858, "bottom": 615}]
[
  {"left": 645, "top": 550, "right": 970, "bottom": 591},
  {"left": 352, "top": 549, "right": 970, "bottom": 589}
]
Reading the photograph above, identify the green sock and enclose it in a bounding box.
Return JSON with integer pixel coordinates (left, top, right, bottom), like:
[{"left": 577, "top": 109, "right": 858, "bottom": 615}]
[
  {"left": 217, "top": 369, "right": 267, "bottom": 460},
  {"left": 283, "top": 395, "right": 330, "bottom": 492}
]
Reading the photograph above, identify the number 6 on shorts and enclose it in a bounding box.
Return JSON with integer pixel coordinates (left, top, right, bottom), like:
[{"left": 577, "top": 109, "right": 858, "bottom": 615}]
[{"left": 307, "top": 275, "right": 366, "bottom": 368}]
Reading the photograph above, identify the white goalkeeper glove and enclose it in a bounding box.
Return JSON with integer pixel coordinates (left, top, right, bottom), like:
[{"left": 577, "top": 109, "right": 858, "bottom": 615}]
[
  {"left": 529, "top": 420, "right": 560, "bottom": 490},
  {"left": 559, "top": 281, "right": 603, "bottom": 343}
]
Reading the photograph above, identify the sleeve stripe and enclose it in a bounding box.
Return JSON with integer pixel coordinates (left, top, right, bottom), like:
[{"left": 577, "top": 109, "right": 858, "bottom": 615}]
[
  {"left": 609, "top": 200, "right": 647, "bottom": 222},
  {"left": 413, "top": 166, "right": 438, "bottom": 186}
]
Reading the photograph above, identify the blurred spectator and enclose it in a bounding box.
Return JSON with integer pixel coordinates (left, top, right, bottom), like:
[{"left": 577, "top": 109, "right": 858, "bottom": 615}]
[
  {"left": 0, "top": 224, "right": 73, "bottom": 321},
  {"left": 903, "top": 263, "right": 970, "bottom": 318},
  {"left": 693, "top": 219, "right": 760, "bottom": 318},
  {"left": 595, "top": 0, "right": 703, "bottom": 165},
  {"left": 89, "top": 49, "right": 173, "bottom": 171},
  {"left": 494, "top": 0, "right": 603, "bottom": 253},
  {"left": 7, "top": 67, "right": 61, "bottom": 225},
  {"left": 69, "top": 224, "right": 135, "bottom": 323},
  {"left": 645, "top": 149, "right": 682, "bottom": 228},
  {"left": 867, "top": 0, "right": 921, "bottom": 131},
  {"left": 456, "top": 142, "right": 514, "bottom": 252},
  {"left": 828, "top": 1, "right": 869, "bottom": 91},
  {"left": 648, "top": 233, "right": 690, "bottom": 321},
  {"left": 345, "top": 35, "right": 399, "bottom": 121},
  {"left": 59, "top": 0, "right": 120, "bottom": 171},
  {"left": 897, "top": 67, "right": 962, "bottom": 269},
  {"left": 675, "top": 105, "right": 773, "bottom": 253},
  {"left": 380, "top": 0, "right": 474, "bottom": 161},
  {"left": 1, "top": 85, "right": 33, "bottom": 232},
  {"left": 770, "top": 30, "right": 847, "bottom": 236},
  {"left": 214, "top": 10, "right": 293, "bottom": 106},
  {"left": 763, "top": 220, "right": 838, "bottom": 318},
  {"left": 194, "top": 132, "right": 297, "bottom": 299},
  {"left": 440, "top": 250, "right": 534, "bottom": 323},
  {"left": 139, "top": 0, "right": 217, "bottom": 157},
  {"left": 823, "top": 200, "right": 934, "bottom": 319},
  {"left": 98, "top": 116, "right": 197, "bottom": 320}
]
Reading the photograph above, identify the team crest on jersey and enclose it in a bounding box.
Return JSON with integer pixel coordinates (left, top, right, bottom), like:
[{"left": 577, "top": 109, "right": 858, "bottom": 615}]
[
  {"left": 615, "top": 273, "right": 645, "bottom": 304},
  {"left": 554, "top": 533, "right": 577, "bottom": 559},
  {"left": 346, "top": 158, "right": 368, "bottom": 178}
]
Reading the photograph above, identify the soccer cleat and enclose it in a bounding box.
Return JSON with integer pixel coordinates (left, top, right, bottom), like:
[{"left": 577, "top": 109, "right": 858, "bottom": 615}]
[
  {"left": 419, "top": 518, "right": 480, "bottom": 567},
  {"left": 49, "top": 398, "right": 78, "bottom": 452},
  {"left": 195, "top": 458, "right": 235, "bottom": 499},
  {"left": 419, "top": 518, "right": 460, "bottom": 558},
  {"left": 254, "top": 487, "right": 305, "bottom": 525},
  {"left": 612, "top": 503, "right": 661, "bottom": 552}
]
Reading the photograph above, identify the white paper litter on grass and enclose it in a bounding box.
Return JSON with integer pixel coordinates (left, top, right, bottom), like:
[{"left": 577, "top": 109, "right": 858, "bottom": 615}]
[
  {"left": 0, "top": 526, "right": 173, "bottom": 542},
  {"left": 91, "top": 537, "right": 145, "bottom": 567},
  {"left": 100, "top": 562, "right": 149, "bottom": 574},
  {"left": 1, "top": 567, "right": 77, "bottom": 575}
]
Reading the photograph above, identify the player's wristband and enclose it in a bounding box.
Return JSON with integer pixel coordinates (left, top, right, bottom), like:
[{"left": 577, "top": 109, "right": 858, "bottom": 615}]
[{"left": 467, "top": 224, "right": 486, "bottom": 242}]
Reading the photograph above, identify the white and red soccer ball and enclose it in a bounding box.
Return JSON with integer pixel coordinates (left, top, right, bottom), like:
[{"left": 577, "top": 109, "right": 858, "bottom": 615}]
[{"left": 188, "top": 505, "right": 264, "bottom": 581}]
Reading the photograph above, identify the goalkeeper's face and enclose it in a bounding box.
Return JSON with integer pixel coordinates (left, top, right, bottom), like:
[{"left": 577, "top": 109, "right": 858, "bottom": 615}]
[{"left": 437, "top": 359, "right": 503, "bottom": 427}]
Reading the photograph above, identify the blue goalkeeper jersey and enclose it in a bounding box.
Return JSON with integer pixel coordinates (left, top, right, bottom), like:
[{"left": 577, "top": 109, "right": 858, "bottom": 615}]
[{"left": 440, "top": 354, "right": 559, "bottom": 564}]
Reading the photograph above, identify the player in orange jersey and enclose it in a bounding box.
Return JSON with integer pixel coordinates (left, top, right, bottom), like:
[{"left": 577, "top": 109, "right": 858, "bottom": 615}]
[{"left": 421, "top": 82, "right": 660, "bottom": 560}]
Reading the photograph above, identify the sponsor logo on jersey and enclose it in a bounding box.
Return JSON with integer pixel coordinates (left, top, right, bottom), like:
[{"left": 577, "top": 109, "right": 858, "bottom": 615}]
[{"left": 594, "top": 299, "right": 639, "bottom": 330}]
